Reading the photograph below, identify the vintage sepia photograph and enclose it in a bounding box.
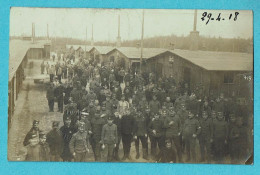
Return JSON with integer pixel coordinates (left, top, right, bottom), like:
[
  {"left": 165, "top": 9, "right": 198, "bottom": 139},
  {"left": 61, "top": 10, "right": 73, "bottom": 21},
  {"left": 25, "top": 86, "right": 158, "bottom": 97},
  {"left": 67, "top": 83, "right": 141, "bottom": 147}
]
[{"left": 8, "top": 7, "right": 253, "bottom": 164}]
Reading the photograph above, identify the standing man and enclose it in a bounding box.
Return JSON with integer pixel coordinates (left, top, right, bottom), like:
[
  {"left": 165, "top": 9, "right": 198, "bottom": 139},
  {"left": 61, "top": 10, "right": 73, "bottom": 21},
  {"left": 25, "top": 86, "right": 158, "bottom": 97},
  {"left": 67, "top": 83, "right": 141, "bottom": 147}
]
[
  {"left": 164, "top": 109, "right": 182, "bottom": 162},
  {"left": 49, "top": 65, "right": 55, "bottom": 82},
  {"left": 198, "top": 111, "right": 213, "bottom": 163},
  {"left": 121, "top": 109, "right": 134, "bottom": 161},
  {"left": 148, "top": 113, "right": 164, "bottom": 160},
  {"left": 90, "top": 109, "right": 107, "bottom": 161},
  {"left": 69, "top": 122, "right": 90, "bottom": 162},
  {"left": 46, "top": 83, "right": 55, "bottom": 112},
  {"left": 101, "top": 116, "right": 118, "bottom": 162},
  {"left": 54, "top": 82, "right": 64, "bottom": 113},
  {"left": 182, "top": 111, "right": 201, "bottom": 162},
  {"left": 41, "top": 61, "right": 45, "bottom": 74},
  {"left": 133, "top": 111, "right": 149, "bottom": 160},
  {"left": 212, "top": 111, "right": 228, "bottom": 163},
  {"left": 149, "top": 95, "right": 161, "bottom": 116},
  {"left": 112, "top": 112, "right": 122, "bottom": 161},
  {"left": 60, "top": 117, "right": 77, "bottom": 162},
  {"left": 46, "top": 121, "right": 64, "bottom": 161}
]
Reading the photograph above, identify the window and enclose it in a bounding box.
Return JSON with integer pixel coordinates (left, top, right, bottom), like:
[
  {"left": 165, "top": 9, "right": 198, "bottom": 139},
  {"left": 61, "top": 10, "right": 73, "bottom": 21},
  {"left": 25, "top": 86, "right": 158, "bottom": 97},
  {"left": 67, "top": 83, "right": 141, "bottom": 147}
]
[{"left": 224, "top": 73, "right": 234, "bottom": 84}]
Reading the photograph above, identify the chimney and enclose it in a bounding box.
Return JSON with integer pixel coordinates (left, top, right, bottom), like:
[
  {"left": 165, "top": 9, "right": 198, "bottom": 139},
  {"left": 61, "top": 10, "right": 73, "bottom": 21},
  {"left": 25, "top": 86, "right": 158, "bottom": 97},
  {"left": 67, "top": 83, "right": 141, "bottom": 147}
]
[
  {"left": 169, "top": 42, "right": 175, "bottom": 50},
  {"left": 31, "top": 23, "right": 34, "bottom": 43},
  {"left": 91, "top": 24, "right": 94, "bottom": 46},
  {"left": 189, "top": 10, "right": 199, "bottom": 51},
  {"left": 116, "top": 14, "right": 121, "bottom": 47},
  {"left": 47, "top": 24, "right": 49, "bottom": 40}
]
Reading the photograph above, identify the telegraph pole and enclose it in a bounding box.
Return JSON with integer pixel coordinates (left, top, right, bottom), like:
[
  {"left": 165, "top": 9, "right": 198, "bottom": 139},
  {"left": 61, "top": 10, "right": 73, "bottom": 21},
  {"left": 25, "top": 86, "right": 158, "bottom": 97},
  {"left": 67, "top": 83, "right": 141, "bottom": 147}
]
[{"left": 140, "top": 9, "right": 145, "bottom": 74}]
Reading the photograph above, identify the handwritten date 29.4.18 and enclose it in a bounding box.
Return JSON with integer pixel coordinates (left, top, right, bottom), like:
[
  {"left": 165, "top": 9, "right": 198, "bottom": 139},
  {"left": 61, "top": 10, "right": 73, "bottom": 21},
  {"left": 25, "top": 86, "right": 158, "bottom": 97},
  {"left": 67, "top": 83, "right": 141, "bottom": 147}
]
[{"left": 201, "top": 12, "right": 239, "bottom": 25}]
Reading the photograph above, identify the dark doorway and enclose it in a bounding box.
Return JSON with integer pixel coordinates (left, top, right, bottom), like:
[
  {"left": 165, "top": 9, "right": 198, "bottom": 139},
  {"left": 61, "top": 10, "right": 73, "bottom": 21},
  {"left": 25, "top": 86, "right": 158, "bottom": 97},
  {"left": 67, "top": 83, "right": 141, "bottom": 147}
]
[{"left": 183, "top": 67, "right": 191, "bottom": 87}]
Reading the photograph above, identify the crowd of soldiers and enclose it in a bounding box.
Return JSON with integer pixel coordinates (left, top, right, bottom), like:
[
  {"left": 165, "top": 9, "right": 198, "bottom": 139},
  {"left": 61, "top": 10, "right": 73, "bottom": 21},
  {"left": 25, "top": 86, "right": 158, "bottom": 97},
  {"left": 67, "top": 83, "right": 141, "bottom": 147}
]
[{"left": 23, "top": 52, "right": 253, "bottom": 164}]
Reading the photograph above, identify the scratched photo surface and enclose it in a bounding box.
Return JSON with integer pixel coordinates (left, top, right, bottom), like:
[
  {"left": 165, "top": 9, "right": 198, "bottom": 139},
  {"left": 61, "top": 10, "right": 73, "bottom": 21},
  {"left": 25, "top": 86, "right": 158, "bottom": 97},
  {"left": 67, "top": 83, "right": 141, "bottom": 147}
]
[{"left": 8, "top": 7, "right": 253, "bottom": 164}]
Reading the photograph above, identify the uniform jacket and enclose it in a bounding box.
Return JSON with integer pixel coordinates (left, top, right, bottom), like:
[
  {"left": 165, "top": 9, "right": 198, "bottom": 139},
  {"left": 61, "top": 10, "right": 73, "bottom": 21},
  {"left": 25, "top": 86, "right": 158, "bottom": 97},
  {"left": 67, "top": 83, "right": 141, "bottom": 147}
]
[
  {"left": 69, "top": 131, "right": 89, "bottom": 153},
  {"left": 91, "top": 116, "right": 107, "bottom": 140},
  {"left": 164, "top": 115, "right": 182, "bottom": 137},
  {"left": 182, "top": 118, "right": 201, "bottom": 138},
  {"left": 101, "top": 123, "right": 118, "bottom": 144},
  {"left": 133, "top": 116, "right": 148, "bottom": 136},
  {"left": 199, "top": 118, "right": 213, "bottom": 138},
  {"left": 148, "top": 118, "right": 164, "bottom": 137},
  {"left": 46, "top": 129, "right": 64, "bottom": 156},
  {"left": 212, "top": 119, "right": 228, "bottom": 139},
  {"left": 46, "top": 86, "right": 55, "bottom": 100},
  {"left": 121, "top": 114, "right": 134, "bottom": 135}
]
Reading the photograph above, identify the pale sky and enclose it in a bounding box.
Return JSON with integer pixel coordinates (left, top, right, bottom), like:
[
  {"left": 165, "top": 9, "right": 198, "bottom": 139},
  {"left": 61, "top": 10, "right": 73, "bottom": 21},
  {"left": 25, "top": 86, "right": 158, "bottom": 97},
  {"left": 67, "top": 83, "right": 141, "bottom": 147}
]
[{"left": 10, "top": 7, "right": 253, "bottom": 42}]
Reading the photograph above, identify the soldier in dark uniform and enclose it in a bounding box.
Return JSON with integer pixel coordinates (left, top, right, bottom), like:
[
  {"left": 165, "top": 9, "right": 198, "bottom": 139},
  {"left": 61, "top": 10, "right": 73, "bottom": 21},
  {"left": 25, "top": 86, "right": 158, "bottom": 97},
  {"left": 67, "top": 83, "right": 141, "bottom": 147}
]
[
  {"left": 148, "top": 113, "right": 164, "bottom": 160},
  {"left": 164, "top": 109, "right": 182, "bottom": 162},
  {"left": 198, "top": 111, "right": 213, "bottom": 162},
  {"left": 23, "top": 120, "right": 42, "bottom": 146},
  {"left": 54, "top": 82, "right": 64, "bottom": 113},
  {"left": 229, "top": 116, "right": 248, "bottom": 164},
  {"left": 112, "top": 112, "right": 122, "bottom": 161},
  {"left": 212, "top": 111, "right": 228, "bottom": 163},
  {"left": 101, "top": 116, "right": 118, "bottom": 162},
  {"left": 149, "top": 95, "right": 161, "bottom": 115},
  {"left": 121, "top": 109, "right": 134, "bottom": 161},
  {"left": 69, "top": 122, "right": 90, "bottom": 162},
  {"left": 46, "top": 83, "right": 55, "bottom": 112},
  {"left": 90, "top": 109, "right": 107, "bottom": 161},
  {"left": 60, "top": 117, "right": 77, "bottom": 162},
  {"left": 182, "top": 111, "right": 201, "bottom": 162},
  {"left": 133, "top": 111, "right": 149, "bottom": 160},
  {"left": 46, "top": 121, "right": 64, "bottom": 161}
]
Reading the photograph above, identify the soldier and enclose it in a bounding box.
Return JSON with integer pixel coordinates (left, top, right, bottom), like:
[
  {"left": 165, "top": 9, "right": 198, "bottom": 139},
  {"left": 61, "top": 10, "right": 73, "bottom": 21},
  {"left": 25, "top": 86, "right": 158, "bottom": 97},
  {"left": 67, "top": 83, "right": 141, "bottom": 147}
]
[
  {"left": 133, "top": 111, "right": 149, "bottom": 160},
  {"left": 54, "top": 82, "right": 64, "bottom": 113},
  {"left": 46, "top": 121, "right": 64, "bottom": 161},
  {"left": 149, "top": 95, "right": 161, "bottom": 115},
  {"left": 46, "top": 83, "right": 55, "bottom": 112},
  {"left": 69, "top": 122, "right": 90, "bottom": 162},
  {"left": 101, "top": 116, "right": 118, "bottom": 162},
  {"left": 182, "top": 111, "right": 201, "bottom": 162},
  {"left": 112, "top": 112, "right": 122, "bottom": 161},
  {"left": 49, "top": 65, "right": 55, "bottom": 82},
  {"left": 156, "top": 139, "right": 177, "bottom": 163},
  {"left": 165, "top": 97, "right": 174, "bottom": 110},
  {"left": 110, "top": 94, "right": 119, "bottom": 114},
  {"left": 23, "top": 120, "right": 42, "bottom": 146},
  {"left": 229, "top": 116, "right": 248, "bottom": 164},
  {"left": 41, "top": 60, "right": 45, "bottom": 74},
  {"left": 90, "top": 109, "right": 107, "bottom": 161},
  {"left": 198, "top": 111, "right": 213, "bottom": 162},
  {"left": 60, "top": 117, "right": 77, "bottom": 162},
  {"left": 212, "top": 111, "right": 228, "bottom": 163},
  {"left": 121, "top": 109, "right": 134, "bottom": 161},
  {"left": 164, "top": 109, "right": 182, "bottom": 162},
  {"left": 148, "top": 113, "right": 164, "bottom": 160}
]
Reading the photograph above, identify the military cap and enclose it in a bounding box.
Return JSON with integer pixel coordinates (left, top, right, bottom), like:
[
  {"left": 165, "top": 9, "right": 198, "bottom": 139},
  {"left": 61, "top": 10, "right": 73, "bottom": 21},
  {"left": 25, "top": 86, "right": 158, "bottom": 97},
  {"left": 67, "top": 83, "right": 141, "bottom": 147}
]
[
  {"left": 31, "top": 134, "right": 38, "bottom": 139},
  {"left": 165, "top": 139, "right": 171, "bottom": 144},
  {"left": 78, "top": 121, "right": 85, "bottom": 127},
  {"left": 33, "top": 120, "right": 39, "bottom": 125},
  {"left": 107, "top": 116, "right": 114, "bottom": 120},
  {"left": 81, "top": 112, "right": 89, "bottom": 116},
  {"left": 52, "top": 121, "right": 60, "bottom": 128},
  {"left": 64, "top": 116, "right": 71, "bottom": 121}
]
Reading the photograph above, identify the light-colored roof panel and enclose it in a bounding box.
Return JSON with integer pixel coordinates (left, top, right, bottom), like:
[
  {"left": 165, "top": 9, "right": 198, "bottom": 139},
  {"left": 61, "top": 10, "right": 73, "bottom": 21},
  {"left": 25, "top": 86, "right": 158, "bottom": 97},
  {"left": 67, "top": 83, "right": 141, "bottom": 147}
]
[
  {"left": 93, "top": 46, "right": 115, "bottom": 55},
  {"left": 169, "top": 49, "right": 253, "bottom": 71},
  {"left": 9, "top": 39, "right": 50, "bottom": 81},
  {"left": 66, "top": 44, "right": 94, "bottom": 52},
  {"left": 117, "top": 47, "right": 167, "bottom": 59}
]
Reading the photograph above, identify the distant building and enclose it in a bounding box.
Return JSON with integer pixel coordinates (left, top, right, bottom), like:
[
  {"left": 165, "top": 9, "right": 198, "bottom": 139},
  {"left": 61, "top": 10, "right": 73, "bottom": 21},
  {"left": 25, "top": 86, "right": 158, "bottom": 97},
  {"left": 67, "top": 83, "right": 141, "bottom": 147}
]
[
  {"left": 89, "top": 46, "right": 115, "bottom": 65},
  {"left": 146, "top": 49, "right": 253, "bottom": 98}
]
